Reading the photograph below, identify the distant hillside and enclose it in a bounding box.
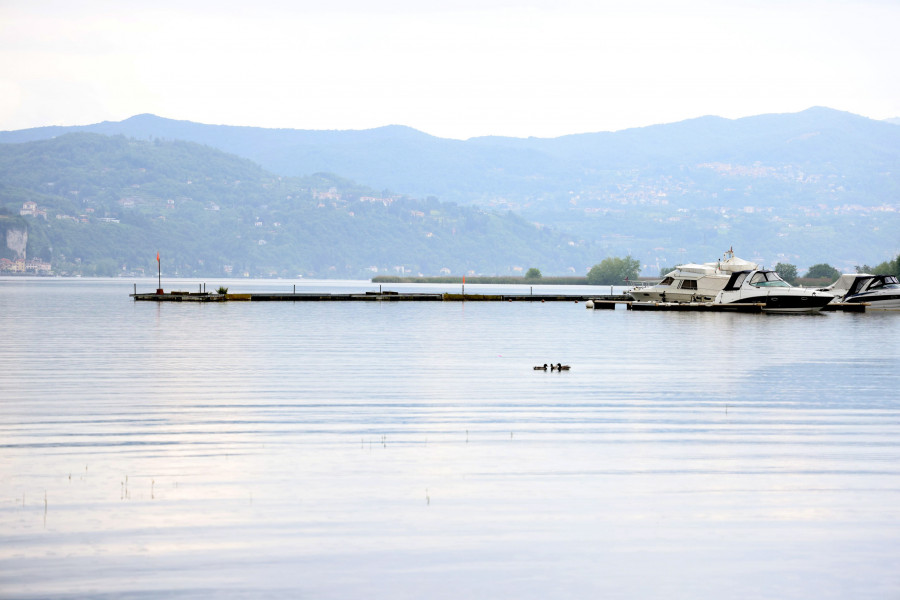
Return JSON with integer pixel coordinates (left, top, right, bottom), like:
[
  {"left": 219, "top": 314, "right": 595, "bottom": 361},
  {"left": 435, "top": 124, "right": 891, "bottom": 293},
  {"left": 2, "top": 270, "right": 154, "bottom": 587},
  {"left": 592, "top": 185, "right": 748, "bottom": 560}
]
[
  {"left": 2, "top": 108, "right": 899, "bottom": 271},
  {"left": 0, "top": 133, "right": 592, "bottom": 277},
  {"left": 3, "top": 108, "right": 899, "bottom": 210},
  {"left": 0, "top": 213, "right": 28, "bottom": 260}
]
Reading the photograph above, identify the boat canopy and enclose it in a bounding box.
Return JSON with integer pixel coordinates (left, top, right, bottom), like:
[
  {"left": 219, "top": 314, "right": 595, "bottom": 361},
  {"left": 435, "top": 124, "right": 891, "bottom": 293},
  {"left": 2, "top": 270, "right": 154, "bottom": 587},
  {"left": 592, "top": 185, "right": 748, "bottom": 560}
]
[
  {"left": 824, "top": 274, "right": 900, "bottom": 298},
  {"left": 723, "top": 270, "right": 752, "bottom": 291},
  {"left": 671, "top": 256, "right": 757, "bottom": 277},
  {"left": 722, "top": 269, "right": 786, "bottom": 290},
  {"left": 710, "top": 255, "right": 758, "bottom": 273},
  {"left": 822, "top": 274, "right": 873, "bottom": 297},
  {"left": 673, "top": 263, "right": 718, "bottom": 276},
  {"left": 661, "top": 249, "right": 757, "bottom": 282},
  {"left": 868, "top": 275, "right": 900, "bottom": 289}
]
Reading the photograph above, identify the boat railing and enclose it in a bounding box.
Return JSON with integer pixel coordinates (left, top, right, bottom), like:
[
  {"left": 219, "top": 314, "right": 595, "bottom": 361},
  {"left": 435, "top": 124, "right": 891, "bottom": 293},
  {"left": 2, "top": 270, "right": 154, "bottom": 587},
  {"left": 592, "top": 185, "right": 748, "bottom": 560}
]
[{"left": 626, "top": 279, "right": 660, "bottom": 289}]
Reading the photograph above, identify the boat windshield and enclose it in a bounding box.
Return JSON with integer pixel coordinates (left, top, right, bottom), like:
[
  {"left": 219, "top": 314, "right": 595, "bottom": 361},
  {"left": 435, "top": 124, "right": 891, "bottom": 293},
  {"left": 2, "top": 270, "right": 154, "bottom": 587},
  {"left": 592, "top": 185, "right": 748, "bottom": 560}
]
[
  {"left": 730, "top": 272, "right": 749, "bottom": 288},
  {"left": 749, "top": 271, "right": 790, "bottom": 287},
  {"left": 868, "top": 276, "right": 900, "bottom": 290},
  {"left": 659, "top": 277, "right": 674, "bottom": 286}
]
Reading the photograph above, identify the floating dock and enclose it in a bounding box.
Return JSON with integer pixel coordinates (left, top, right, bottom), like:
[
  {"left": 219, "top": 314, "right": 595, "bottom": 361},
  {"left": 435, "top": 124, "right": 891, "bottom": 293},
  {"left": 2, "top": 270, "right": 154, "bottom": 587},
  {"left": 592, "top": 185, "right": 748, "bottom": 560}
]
[
  {"left": 588, "top": 300, "right": 766, "bottom": 312},
  {"left": 130, "top": 289, "right": 629, "bottom": 303},
  {"left": 129, "top": 289, "right": 867, "bottom": 311},
  {"left": 586, "top": 299, "right": 866, "bottom": 312}
]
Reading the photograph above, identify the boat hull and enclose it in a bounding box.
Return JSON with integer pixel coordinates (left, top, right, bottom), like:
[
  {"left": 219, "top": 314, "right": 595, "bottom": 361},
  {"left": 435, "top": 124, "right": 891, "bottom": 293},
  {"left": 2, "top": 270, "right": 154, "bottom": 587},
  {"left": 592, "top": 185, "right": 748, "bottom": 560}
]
[
  {"left": 721, "top": 293, "right": 833, "bottom": 313},
  {"left": 843, "top": 293, "right": 900, "bottom": 310},
  {"left": 628, "top": 289, "right": 718, "bottom": 303}
]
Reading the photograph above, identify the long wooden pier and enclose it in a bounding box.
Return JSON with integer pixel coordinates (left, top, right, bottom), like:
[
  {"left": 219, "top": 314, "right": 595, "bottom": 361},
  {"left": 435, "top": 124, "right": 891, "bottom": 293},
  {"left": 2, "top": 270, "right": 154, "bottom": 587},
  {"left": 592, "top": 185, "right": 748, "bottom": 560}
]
[
  {"left": 129, "top": 289, "right": 867, "bottom": 311},
  {"left": 130, "top": 289, "right": 630, "bottom": 303}
]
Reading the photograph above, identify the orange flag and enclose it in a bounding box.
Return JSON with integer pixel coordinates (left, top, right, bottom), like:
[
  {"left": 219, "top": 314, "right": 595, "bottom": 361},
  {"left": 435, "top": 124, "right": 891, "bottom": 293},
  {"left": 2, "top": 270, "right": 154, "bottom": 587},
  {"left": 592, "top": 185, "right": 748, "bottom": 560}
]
[{"left": 156, "top": 251, "right": 160, "bottom": 262}]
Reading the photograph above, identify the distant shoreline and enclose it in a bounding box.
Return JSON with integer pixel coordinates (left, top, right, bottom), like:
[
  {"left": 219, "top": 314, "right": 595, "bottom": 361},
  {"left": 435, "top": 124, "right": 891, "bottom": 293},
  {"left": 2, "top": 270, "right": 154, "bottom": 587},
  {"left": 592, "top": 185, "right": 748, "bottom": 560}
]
[
  {"left": 371, "top": 275, "right": 837, "bottom": 287},
  {"left": 372, "top": 275, "right": 597, "bottom": 285}
]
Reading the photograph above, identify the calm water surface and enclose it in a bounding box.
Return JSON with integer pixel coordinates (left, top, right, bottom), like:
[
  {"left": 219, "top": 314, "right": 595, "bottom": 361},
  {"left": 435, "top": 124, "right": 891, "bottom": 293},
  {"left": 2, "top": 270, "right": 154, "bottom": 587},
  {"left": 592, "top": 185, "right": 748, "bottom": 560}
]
[{"left": 1, "top": 277, "right": 899, "bottom": 599}]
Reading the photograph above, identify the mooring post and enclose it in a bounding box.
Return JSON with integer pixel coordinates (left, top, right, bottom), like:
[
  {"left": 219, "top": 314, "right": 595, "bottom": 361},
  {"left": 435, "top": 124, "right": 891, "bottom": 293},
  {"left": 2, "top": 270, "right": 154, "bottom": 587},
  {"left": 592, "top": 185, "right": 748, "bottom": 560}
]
[
  {"left": 294, "top": 284, "right": 296, "bottom": 294},
  {"left": 134, "top": 283, "right": 136, "bottom": 295}
]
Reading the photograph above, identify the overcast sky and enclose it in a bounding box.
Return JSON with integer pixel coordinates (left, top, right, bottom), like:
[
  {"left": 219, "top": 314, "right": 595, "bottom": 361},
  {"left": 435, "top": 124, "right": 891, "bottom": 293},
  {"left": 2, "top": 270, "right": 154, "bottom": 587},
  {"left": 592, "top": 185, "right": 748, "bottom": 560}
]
[{"left": 1, "top": 0, "right": 897, "bottom": 139}]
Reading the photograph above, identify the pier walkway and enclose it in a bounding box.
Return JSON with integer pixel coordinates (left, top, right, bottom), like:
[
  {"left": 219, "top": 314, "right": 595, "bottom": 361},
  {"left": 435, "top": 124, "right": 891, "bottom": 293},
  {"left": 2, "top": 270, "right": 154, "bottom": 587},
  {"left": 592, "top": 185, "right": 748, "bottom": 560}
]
[
  {"left": 130, "top": 289, "right": 629, "bottom": 303},
  {"left": 129, "top": 289, "right": 865, "bottom": 311}
]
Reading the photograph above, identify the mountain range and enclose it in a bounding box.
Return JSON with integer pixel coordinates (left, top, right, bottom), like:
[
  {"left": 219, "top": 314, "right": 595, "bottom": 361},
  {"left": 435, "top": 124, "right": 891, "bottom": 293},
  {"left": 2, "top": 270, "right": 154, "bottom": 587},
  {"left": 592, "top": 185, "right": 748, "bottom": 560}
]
[{"left": 2, "top": 107, "right": 899, "bottom": 276}]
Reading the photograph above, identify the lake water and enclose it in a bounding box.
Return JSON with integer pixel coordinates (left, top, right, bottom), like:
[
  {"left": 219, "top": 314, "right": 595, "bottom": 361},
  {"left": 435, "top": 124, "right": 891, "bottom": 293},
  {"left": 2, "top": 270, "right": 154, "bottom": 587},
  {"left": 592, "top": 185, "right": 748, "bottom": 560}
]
[{"left": 2, "top": 277, "right": 899, "bottom": 599}]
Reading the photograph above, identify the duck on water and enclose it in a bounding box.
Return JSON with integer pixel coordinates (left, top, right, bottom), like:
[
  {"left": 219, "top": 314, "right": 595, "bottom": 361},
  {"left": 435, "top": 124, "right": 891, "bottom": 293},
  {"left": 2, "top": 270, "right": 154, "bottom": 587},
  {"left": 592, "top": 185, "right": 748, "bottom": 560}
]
[{"left": 533, "top": 363, "right": 571, "bottom": 371}]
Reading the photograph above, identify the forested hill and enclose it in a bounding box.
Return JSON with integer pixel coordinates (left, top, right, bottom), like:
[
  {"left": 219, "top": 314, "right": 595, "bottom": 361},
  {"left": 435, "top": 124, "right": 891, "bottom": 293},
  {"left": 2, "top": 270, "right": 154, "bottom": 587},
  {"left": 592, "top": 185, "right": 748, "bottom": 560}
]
[
  {"left": 0, "top": 133, "right": 592, "bottom": 277},
  {"left": 3, "top": 108, "right": 900, "bottom": 272}
]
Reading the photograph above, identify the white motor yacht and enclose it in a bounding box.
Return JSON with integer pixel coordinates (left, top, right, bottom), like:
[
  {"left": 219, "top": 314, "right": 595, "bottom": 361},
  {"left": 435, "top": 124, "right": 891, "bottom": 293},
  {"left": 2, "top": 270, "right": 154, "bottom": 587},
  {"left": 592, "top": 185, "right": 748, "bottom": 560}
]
[
  {"left": 628, "top": 249, "right": 758, "bottom": 303},
  {"left": 714, "top": 269, "right": 833, "bottom": 313},
  {"left": 819, "top": 274, "right": 900, "bottom": 310}
]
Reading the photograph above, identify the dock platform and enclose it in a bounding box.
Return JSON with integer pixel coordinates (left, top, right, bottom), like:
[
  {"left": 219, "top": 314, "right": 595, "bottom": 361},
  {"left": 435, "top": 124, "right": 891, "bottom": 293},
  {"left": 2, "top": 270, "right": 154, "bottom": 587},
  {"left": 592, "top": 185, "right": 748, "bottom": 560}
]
[
  {"left": 129, "top": 290, "right": 868, "bottom": 311},
  {"left": 130, "top": 290, "right": 625, "bottom": 303},
  {"left": 130, "top": 291, "right": 226, "bottom": 302},
  {"left": 587, "top": 299, "right": 867, "bottom": 312}
]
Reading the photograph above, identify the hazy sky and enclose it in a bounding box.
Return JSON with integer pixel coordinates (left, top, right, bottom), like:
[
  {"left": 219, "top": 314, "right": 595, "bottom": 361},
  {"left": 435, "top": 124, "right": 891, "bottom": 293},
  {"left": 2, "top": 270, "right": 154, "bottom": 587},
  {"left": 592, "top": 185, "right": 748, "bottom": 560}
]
[{"left": 1, "top": 0, "right": 898, "bottom": 139}]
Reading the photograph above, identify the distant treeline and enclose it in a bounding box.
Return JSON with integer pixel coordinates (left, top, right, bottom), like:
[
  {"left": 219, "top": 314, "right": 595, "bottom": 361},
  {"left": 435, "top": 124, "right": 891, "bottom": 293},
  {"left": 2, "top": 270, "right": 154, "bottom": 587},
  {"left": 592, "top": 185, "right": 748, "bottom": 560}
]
[{"left": 372, "top": 275, "right": 591, "bottom": 285}]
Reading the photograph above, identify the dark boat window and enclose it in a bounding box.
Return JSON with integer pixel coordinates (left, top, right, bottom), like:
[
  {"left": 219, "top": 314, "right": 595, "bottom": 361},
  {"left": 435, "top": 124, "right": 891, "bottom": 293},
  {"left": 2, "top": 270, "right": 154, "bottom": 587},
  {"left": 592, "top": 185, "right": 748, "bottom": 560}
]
[
  {"left": 847, "top": 277, "right": 870, "bottom": 296},
  {"left": 660, "top": 277, "right": 674, "bottom": 285},
  {"left": 732, "top": 272, "right": 748, "bottom": 288},
  {"left": 872, "top": 276, "right": 900, "bottom": 290},
  {"left": 679, "top": 279, "right": 698, "bottom": 290}
]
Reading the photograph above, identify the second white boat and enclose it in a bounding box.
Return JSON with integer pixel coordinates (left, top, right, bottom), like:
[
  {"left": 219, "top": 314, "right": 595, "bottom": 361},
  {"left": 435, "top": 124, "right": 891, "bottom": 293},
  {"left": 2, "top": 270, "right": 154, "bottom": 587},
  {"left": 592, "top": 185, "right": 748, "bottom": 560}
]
[
  {"left": 714, "top": 269, "right": 833, "bottom": 313},
  {"left": 819, "top": 273, "right": 900, "bottom": 310},
  {"left": 628, "top": 249, "right": 758, "bottom": 303}
]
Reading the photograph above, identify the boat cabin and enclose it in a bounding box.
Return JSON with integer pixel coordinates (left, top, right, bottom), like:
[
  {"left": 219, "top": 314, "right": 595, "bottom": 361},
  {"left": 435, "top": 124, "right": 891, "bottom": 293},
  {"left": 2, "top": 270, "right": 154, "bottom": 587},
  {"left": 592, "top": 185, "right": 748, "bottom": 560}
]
[
  {"left": 722, "top": 270, "right": 791, "bottom": 291},
  {"left": 848, "top": 274, "right": 899, "bottom": 296}
]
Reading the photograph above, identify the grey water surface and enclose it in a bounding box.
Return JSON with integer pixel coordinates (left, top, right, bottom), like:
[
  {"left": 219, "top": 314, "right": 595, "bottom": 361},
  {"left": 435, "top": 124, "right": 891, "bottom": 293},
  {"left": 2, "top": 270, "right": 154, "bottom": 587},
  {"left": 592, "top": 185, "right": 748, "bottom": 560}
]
[{"left": 1, "top": 277, "right": 899, "bottom": 599}]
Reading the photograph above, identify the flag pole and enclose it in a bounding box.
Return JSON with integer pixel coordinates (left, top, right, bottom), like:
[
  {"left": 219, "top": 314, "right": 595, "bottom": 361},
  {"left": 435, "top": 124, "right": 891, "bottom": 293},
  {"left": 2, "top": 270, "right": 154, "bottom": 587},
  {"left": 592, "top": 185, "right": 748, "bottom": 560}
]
[{"left": 156, "top": 251, "right": 162, "bottom": 294}]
